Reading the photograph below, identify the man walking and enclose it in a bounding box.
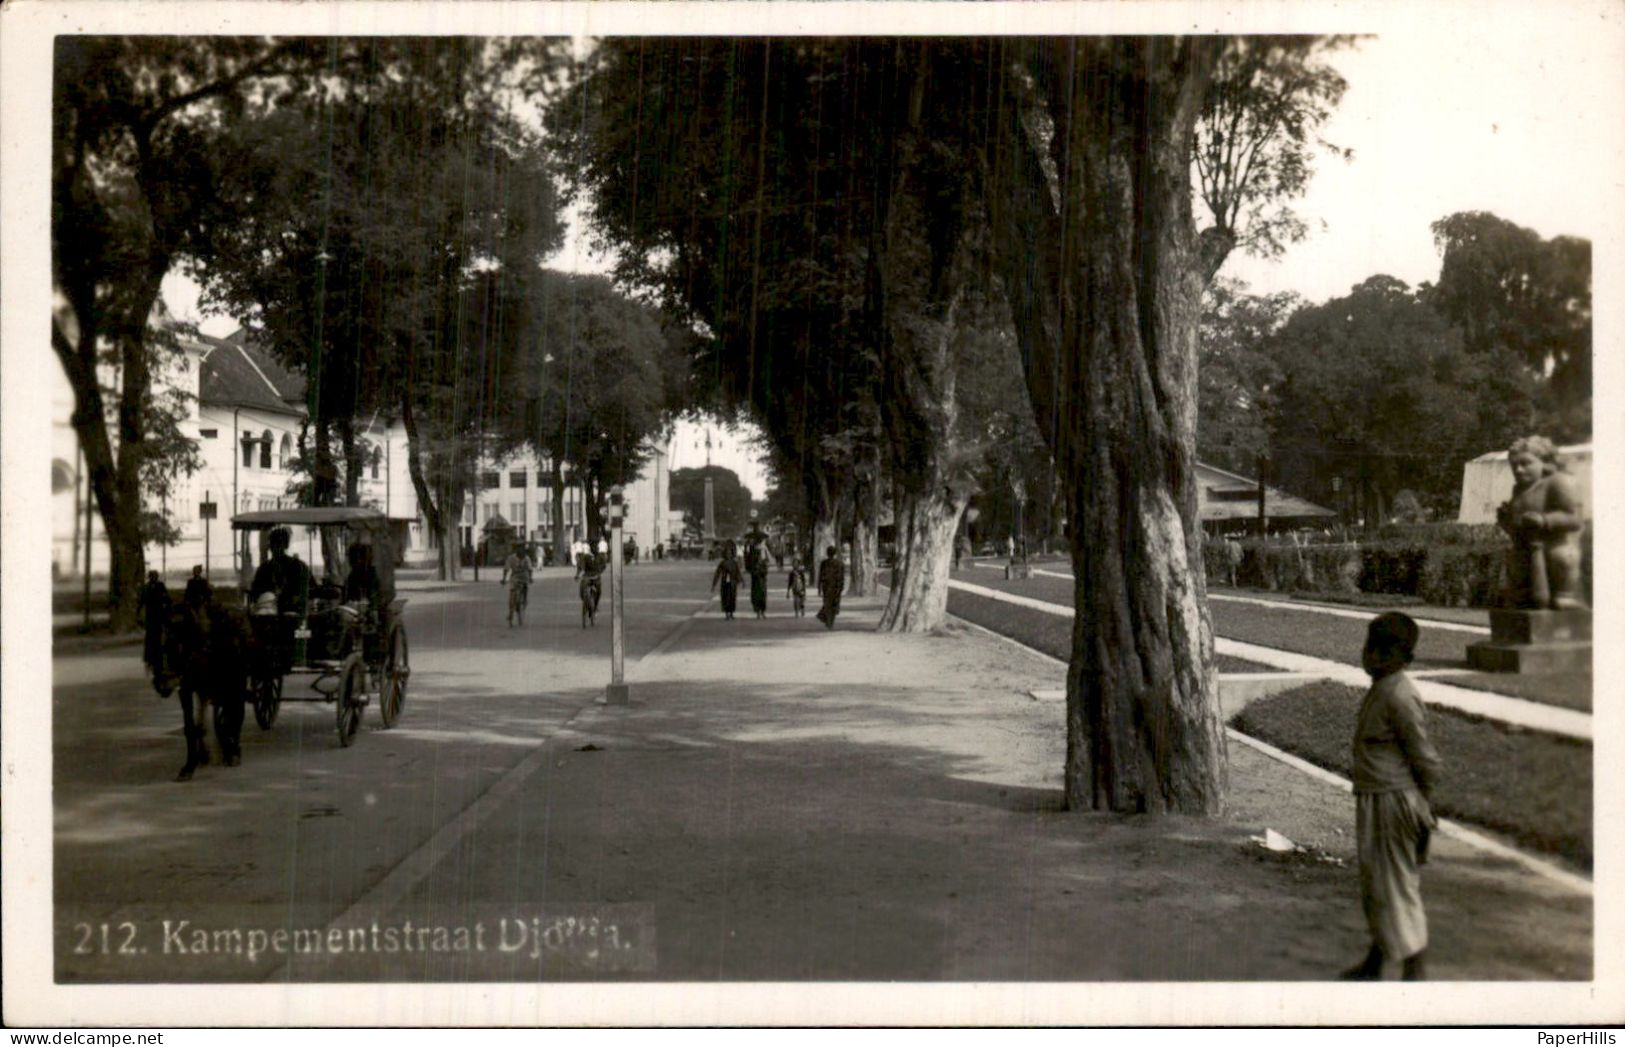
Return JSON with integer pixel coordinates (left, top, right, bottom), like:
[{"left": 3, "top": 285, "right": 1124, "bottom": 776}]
[
  {"left": 816, "top": 545, "right": 845, "bottom": 630},
  {"left": 745, "top": 537, "right": 770, "bottom": 618}
]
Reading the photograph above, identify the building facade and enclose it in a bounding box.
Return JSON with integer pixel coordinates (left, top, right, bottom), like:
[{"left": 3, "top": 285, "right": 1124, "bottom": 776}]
[{"left": 52, "top": 328, "right": 675, "bottom": 580}]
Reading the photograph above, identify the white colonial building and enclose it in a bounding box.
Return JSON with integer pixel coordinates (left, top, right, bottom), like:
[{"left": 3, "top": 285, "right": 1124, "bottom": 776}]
[{"left": 52, "top": 327, "right": 676, "bottom": 581}]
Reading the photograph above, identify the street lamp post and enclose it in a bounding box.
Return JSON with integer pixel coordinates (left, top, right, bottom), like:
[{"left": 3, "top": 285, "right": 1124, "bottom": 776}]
[
  {"left": 1006, "top": 477, "right": 1031, "bottom": 579},
  {"left": 605, "top": 485, "right": 630, "bottom": 705}
]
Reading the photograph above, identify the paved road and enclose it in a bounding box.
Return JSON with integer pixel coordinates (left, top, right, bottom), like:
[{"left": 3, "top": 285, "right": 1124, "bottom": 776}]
[{"left": 50, "top": 562, "right": 714, "bottom": 982}]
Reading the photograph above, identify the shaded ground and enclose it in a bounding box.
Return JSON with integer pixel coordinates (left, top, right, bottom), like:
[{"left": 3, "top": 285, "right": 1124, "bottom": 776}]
[
  {"left": 45, "top": 563, "right": 1591, "bottom": 999},
  {"left": 277, "top": 587, "right": 1589, "bottom": 983}
]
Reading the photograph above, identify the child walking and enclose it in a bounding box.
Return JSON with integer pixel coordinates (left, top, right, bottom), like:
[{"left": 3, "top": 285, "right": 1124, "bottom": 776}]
[
  {"left": 786, "top": 560, "right": 808, "bottom": 617},
  {"left": 1343, "top": 611, "right": 1441, "bottom": 981}
]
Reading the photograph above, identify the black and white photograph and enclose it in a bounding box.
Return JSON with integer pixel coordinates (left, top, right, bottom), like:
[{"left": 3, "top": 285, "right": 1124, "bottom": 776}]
[{"left": 2, "top": 0, "right": 1621, "bottom": 1030}]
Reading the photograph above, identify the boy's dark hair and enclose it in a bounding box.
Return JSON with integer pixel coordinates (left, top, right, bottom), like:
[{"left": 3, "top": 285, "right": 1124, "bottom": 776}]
[
  {"left": 826, "top": 545, "right": 836, "bottom": 557},
  {"left": 1366, "top": 612, "right": 1419, "bottom": 663}
]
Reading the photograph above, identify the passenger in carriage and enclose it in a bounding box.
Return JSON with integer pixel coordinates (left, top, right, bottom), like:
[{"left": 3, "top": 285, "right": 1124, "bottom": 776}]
[{"left": 249, "top": 527, "right": 312, "bottom": 616}]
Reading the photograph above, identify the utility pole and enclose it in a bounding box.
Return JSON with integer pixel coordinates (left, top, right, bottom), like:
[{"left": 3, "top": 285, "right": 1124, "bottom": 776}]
[
  {"left": 82, "top": 446, "right": 92, "bottom": 630},
  {"left": 1255, "top": 453, "right": 1269, "bottom": 538},
  {"left": 605, "top": 485, "right": 629, "bottom": 705},
  {"left": 702, "top": 428, "right": 716, "bottom": 550}
]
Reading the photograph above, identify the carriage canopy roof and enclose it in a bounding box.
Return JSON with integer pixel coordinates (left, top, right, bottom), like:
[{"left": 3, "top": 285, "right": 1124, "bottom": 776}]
[{"left": 232, "top": 507, "right": 391, "bottom": 531}]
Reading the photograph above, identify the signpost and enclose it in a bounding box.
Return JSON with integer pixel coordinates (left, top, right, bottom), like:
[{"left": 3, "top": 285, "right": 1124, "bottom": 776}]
[
  {"left": 1006, "top": 479, "right": 1030, "bottom": 579},
  {"left": 605, "top": 485, "right": 629, "bottom": 705},
  {"left": 200, "top": 496, "right": 218, "bottom": 579}
]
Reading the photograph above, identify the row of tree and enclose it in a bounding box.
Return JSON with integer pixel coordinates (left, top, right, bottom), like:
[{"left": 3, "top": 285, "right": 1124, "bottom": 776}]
[
  {"left": 1199, "top": 211, "right": 1591, "bottom": 524},
  {"left": 549, "top": 36, "right": 1360, "bottom": 812},
  {"left": 71, "top": 35, "right": 1565, "bottom": 819}
]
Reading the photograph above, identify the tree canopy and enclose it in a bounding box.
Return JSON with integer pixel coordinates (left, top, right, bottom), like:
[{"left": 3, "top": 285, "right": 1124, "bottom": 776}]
[
  {"left": 489, "top": 269, "right": 679, "bottom": 542},
  {"left": 1196, "top": 279, "right": 1298, "bottom": 477},
  {"left": 52, "top": 36, "right": 334, "bottom": 625},
  {"left": 1429, "top": 210, "right": 1591, "bottom": 441},
  {"left": 1195, "top": 36, "right": 1353, "bottom": 270},
  {"left": 669, "top": 465, "right": 755, "bottom": 540},
  {"left": 1264, "top": 274, "right": 1535, "bottom": 520}
]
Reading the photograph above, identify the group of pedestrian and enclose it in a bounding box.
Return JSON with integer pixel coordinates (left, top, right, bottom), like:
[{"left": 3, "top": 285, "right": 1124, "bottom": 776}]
[{"left": 711, "top": 541, "right": 844, "bottom": 628}]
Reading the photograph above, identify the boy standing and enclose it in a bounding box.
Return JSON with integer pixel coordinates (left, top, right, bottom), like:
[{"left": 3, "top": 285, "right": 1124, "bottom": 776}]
[{"left": 1343, "top": 611, "right": 1441, "bottom": 981}]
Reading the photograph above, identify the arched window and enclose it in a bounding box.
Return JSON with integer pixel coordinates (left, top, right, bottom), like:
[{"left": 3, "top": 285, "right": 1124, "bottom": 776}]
[
  {"left": 279, "top": 434, "right": 292, "bottom": 471},
  {"left": 52, "top": 458, "right": 75, "bottom": 494},
  {"left": 259, "top": 430, "right": 272, "bottom": 469}
]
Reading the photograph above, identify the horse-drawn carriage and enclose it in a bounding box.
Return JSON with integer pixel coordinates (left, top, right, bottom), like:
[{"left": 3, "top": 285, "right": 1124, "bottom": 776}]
[{"left": 234, "top": 507, "right": 410, "bottom": 747}]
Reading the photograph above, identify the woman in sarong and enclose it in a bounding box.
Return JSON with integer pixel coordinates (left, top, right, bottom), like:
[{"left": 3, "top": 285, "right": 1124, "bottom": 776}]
[
  {"left": 745, "top": 538, "right": 770, "bottom": 618},
  {"left": 711, "top": 541, "right": 742, "bottom": 620}
]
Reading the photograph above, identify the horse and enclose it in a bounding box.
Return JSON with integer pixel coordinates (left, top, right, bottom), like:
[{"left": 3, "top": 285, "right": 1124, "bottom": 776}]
[{"left": 146, "top": 592, "right": 256, "bottom": 781}]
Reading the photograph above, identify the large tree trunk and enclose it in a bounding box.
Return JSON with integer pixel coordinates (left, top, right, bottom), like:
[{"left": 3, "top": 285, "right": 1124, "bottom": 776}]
[
  {"left": 805, "top": 462, "right": 844, "bottom": 570},
  {"left": 550, "top": 466, "right": 568, "bottom": 565},
  {"left": 339, "top": 417, "right": 363, "bottom": 507},
  {"left": 52, "top": 299, "right": 154, "bottom": 631},
  {"left": 870, "top": 54, "right": 976, "bottom": 633},
  {"left": 848, "top": 469, "right": 879, "bottom": 597},
  {"left": 108, "top": 330, "right": 151, "bottom": 632},
  {"left": 582, "top": 475, "right": 603, "bottom": 546},
  {"left": 309, "top": 417, "right": 340, "bottom": 508},
  {"left": 987, "top": 38, "right": 1227, "bottom": 814},
  {"left": 400, "top": 394, "right": 460, "bottom": 581},
  {"left": 878, "top": 487, "right": 965, "bottom": 631}
]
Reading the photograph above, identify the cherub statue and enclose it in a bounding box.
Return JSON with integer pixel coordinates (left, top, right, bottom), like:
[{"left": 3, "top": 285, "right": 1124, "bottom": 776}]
[{"left": 1495, "top": 436, "right": 1586, "bottom": 610}]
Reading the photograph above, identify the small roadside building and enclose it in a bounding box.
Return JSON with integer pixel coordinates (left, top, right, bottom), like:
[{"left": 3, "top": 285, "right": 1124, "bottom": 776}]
[{"left": 1195, "top": 461, "right": 1338, "bottom": 536}]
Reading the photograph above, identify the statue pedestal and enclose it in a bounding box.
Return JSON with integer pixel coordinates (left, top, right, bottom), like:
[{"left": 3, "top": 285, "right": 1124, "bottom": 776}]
[
  {"left": 1466, "top": 608, "right": 1592, "bottom": 674},
  {"left": 1005, "top": 558, "right": 1032, "bottom": 580}
]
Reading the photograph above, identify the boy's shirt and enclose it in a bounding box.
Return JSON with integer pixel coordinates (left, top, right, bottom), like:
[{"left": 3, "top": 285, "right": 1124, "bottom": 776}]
[{"left": 1352, "top": 670, "right": 1442, "bottom": 795}]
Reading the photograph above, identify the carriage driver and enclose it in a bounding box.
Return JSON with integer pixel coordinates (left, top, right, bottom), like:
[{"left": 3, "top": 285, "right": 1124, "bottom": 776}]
[
  {"left": 344, "top": 541, "right": 383, "bottom": 610},
  {"left": 249, "top": 527, "right": 312, "bottom": 616}
]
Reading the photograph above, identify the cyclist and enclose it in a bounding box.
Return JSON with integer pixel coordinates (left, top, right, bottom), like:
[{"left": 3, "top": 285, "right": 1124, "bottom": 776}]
[
  {"left": 578, "top": 550, "right": 604, "bottom": 627},
  {"left": 502, "top": 544, "right": 535, "bottom": 627}
]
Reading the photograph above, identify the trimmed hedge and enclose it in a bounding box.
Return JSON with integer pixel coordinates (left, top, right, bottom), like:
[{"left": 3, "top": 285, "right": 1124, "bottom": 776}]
[{"left": 1204, "top": 525, "right": 1592, "bottom": 608}]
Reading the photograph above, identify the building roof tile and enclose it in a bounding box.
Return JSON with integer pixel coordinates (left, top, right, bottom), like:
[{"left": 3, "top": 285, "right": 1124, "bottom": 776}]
[{"left": 195, "top": 332, "right": 305, "bottom": 417}]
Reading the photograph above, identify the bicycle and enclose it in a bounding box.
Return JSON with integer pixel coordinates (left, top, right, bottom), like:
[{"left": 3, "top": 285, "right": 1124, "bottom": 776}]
[
  {"left": 507, "top": 576, "right": 529, "bottom": 627},
  {"left": 579, "top": 573, "right": 601, "bottom": 628}
]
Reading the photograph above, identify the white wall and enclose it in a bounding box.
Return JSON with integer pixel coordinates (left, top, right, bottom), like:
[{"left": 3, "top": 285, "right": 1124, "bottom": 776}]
[{"left": 1458, "top": 444, "right": 1593, "bottom": 524}]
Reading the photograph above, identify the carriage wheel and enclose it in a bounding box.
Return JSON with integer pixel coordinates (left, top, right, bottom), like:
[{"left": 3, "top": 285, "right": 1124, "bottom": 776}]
[
  {"left": 335, "top": 661, "right": 364, "bottom": 747},
  {"left": 379, "top": 624, "right": 409, "bottom": 728},
  {"left": 253, "top": 673, "right": 282, "bottom": 730}
]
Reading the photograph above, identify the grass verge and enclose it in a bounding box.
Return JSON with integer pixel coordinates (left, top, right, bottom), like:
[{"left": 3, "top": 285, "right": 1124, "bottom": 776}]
[
  {"left": 1231, "top": 681, "right": 1592, "bottom": 869},
  {"left": 948, "top": 589, "right": 1279, "bottom": 674},
  {"left": 1418, "top": 672, "right": 1591, "bottom": 712},
  {"left": 1208, "top": 600, "right": 1467, "bottom": 669}
]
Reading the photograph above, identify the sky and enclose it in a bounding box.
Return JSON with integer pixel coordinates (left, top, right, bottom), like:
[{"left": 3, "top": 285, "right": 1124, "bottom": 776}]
[{"left": 1220, "top": 23, "right": 1623, "bottom": 303}]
